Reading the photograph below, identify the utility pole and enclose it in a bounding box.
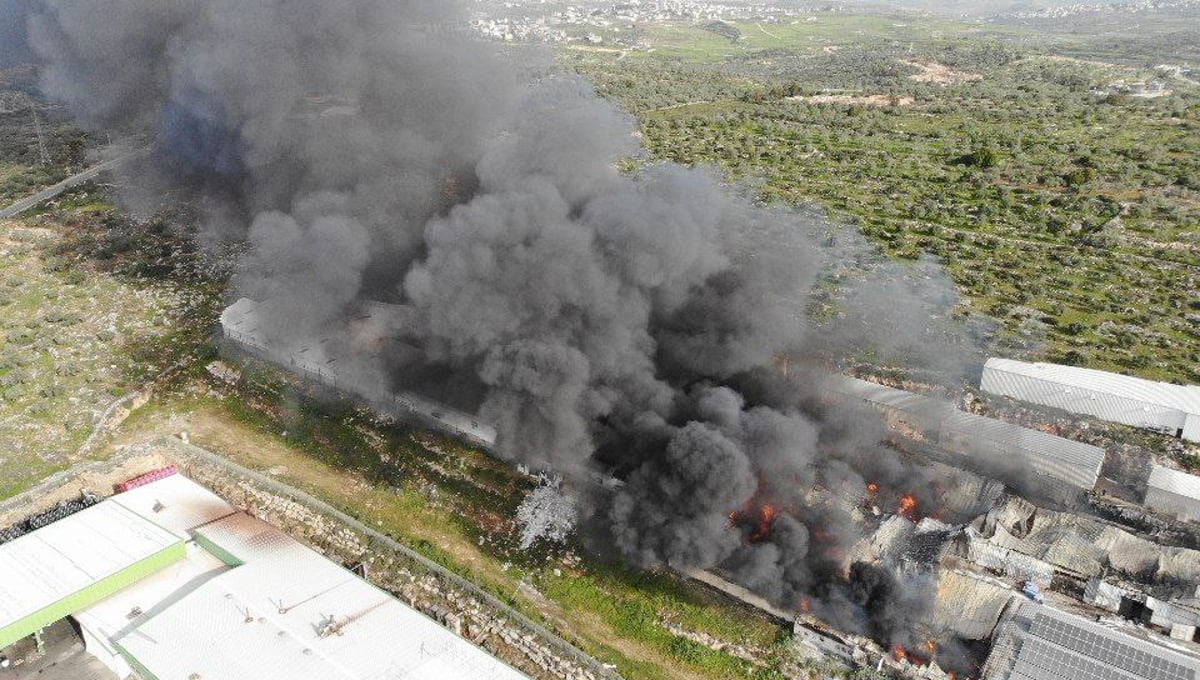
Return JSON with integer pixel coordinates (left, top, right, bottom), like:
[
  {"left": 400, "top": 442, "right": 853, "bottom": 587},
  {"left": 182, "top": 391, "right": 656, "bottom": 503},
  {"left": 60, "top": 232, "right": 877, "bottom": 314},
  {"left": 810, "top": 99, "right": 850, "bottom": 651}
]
[{"left": 30, "top": 104, "right": 50, "bottom": 165}]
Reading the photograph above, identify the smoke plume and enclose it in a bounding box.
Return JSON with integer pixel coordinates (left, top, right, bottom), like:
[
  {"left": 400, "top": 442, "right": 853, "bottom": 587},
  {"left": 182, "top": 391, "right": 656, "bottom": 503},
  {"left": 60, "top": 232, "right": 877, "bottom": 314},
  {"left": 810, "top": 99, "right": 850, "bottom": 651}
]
[{"left": 14, "top": 0, "right": 979, "bottom": 655}]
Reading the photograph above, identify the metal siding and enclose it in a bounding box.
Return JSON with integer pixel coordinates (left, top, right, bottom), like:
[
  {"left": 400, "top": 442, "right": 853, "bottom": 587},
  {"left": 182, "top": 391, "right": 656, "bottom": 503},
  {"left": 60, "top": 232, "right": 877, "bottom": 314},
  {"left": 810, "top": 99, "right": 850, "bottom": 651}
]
[
  {"left": 830, "top": 376, "right": 1104, "bottom": 491},
  {"left": 982, "top": 358, "right": 1200, "bottom": 434},
  {"left": 1148, "top": 466, "right": 1200, "bottom": 499},
  {"left": 1185, "top": 414, "right": 1200, "bottom": 444},
  {"left": 221, "top": 298, "right": 498, "bottom": 448},
  {"left": 1144, "top": 486, "right": 1200, "bottom": 523}
]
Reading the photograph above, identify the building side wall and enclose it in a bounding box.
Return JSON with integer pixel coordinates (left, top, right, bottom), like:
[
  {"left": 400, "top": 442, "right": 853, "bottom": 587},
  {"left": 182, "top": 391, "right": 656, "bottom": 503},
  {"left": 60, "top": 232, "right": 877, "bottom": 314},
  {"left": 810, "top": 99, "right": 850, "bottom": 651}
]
[
  {"left": 0, "top": 542, "right": 185, "bottom": 649},
  {"left": 113, "top": 639, "right": 161, "bottom": 680},
  {"left": 191, "top": 531, "right": 244, "bottom": 567},
  {"left": 79, "top": 621, "right": 133, "bottom": 679},
  {"left": 1185, "top": 414, "right": 1200, "bottom": 444},
  {"left": 982, "top": 365, "right": 1187, "bottom": 433},
  {"left": 1144, "top": 487, "right": 1200, "bottom": 523}
]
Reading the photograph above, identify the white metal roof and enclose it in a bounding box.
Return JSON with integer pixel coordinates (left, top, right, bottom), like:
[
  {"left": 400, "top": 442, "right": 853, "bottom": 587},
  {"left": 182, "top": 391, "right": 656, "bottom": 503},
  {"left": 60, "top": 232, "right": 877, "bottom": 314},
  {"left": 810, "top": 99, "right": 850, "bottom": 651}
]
[
  {"left": 828, "top": 376, "right": 1105, "bottom": 490},
  {"left": 0, "top": 501, "right": 181, "bottom": 629},
  {"left": 75, "top": 541, "right": 229, "bottom": 650},
  {"left": 984, "top": 358, "right": 1200, "bottom": 418},
  {"left": 826, "top": 376, "right": 952, "bottom": 418},
  {"left": 1149, "top": 466, "right": 1200, "bottom": 501},
  {"left": 940, "top": 410, "right": 1104, "bottom": 490},
  {"left": 109, "top": 473, "right": 237, "bottom": 537},
  {"left": 106, "top": 478, "right": 528, "bottom": 680}
]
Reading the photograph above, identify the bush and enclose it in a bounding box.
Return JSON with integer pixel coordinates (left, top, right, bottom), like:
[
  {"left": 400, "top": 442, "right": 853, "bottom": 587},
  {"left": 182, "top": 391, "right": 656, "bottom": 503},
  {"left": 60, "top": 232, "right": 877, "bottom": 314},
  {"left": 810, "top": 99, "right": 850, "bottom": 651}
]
[{"left": 954, "top": 146, "right": 999, "bottom": 169}]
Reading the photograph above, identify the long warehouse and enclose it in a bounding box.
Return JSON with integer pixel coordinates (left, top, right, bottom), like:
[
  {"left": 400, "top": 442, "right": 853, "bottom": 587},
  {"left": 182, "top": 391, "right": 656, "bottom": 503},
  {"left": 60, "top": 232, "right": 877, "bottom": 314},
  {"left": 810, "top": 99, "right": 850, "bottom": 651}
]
[{"left": 981, "top": 358, "right": 1200, "bottom": 442}]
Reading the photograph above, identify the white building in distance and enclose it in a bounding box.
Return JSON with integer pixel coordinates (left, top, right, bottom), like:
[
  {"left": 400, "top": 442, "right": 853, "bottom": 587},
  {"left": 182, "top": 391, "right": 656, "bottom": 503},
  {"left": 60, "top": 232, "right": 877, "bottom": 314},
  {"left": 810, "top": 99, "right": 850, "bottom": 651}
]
[{"left": 981, "top": 358, "right": 1200, "bottom": 442}]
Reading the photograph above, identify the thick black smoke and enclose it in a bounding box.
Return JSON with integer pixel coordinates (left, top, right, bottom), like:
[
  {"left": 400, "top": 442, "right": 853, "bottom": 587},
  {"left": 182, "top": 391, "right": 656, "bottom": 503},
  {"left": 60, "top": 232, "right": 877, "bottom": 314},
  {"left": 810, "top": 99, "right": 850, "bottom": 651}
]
[{"left": 14, "top": 0, "right": 978, "bottom": 654}]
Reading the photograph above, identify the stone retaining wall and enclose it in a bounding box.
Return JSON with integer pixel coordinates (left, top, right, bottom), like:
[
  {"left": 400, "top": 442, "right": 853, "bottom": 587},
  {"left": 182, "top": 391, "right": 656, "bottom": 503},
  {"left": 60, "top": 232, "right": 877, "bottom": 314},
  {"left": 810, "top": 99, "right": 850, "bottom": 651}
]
[{"left": 1, "top": 438, "right": 619, "bottom": 680}]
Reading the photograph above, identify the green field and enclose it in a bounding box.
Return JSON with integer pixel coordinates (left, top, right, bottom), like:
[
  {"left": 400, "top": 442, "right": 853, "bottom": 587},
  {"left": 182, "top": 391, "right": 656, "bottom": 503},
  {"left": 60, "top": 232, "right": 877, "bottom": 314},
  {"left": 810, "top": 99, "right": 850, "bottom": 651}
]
[
  {"left": 567, "top": 20, "right": 1200, "bottom": 384},
  {"left": 1, "top": 12, "right": 1198, "bottom": 677}
]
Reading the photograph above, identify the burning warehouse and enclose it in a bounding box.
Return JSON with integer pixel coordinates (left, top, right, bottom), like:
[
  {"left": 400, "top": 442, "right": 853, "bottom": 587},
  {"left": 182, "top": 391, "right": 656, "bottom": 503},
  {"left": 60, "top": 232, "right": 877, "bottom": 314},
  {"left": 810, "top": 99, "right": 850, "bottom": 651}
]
[
  {"left": 218, "top": 296, "right": 1200, "bottom": 676},
  {"left": 219, "top": 297, "right": 498, "bottom": 448},
  {"left": 825, "top": 376, "right": 1106, "bottom": 504},
  {"left": 18, "top": 0, "right": 1200, "bottom": 675}
]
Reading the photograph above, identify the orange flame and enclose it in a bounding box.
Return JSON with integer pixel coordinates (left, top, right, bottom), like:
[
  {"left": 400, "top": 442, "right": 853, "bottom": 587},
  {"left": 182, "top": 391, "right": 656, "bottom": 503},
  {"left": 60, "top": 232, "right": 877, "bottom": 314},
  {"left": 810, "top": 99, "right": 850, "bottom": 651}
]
[
  {"left": 866, "top": 482, "right": 880, "bottom": 494},
  {"left": 948, "top": 673, "right": 957, "bottom": 680},
  {"left": 892, "top": 644, "right": 907, "bottom": 662},
  {"left": 750, "top": 504, "right": 779, "bottom": 542},
  {"left": 925, "top": 639, "right": 937, "bottom": 655},
  {"left": 800, "top": 598, "right": 812, "bottom": 613},
  {"left": 898, "top": 494, "right": 918, "bottom": 519}
]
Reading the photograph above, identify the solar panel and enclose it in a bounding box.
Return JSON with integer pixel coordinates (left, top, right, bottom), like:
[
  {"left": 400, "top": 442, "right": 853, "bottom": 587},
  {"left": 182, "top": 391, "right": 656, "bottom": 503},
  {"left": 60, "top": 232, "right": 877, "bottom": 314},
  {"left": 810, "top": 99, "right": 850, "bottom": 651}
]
[
  {"left": 1030, "top": 613, "right": 1194, "bottom": 680},
  {"left": 1017, "top": 639, "right": 1121, "bottom": 680}
]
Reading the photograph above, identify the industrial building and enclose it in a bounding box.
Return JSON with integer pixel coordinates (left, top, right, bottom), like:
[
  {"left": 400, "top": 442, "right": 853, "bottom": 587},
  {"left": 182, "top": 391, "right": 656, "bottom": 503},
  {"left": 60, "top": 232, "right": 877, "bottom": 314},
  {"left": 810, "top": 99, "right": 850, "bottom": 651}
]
[
  {"left": 219, "top": 297, "right": 498, "bottom": 448},
  {"left": 1145, "top": 465, "right": 1200, "bottom": 523},
  {"left": 828, "top": 376, "right": 1107, "bottom": 496},
  {"left": 983, "top": 599, "right": 1200, "bottom": 680},
  {"left": 981, "top": 358, "right": 1200, "bottom": 442},
  {"left": 0, "top": 472, "right": 529, "bottom": 680},
  {"left": 0, "top": 502, "right": 184, "bottom": 652}
]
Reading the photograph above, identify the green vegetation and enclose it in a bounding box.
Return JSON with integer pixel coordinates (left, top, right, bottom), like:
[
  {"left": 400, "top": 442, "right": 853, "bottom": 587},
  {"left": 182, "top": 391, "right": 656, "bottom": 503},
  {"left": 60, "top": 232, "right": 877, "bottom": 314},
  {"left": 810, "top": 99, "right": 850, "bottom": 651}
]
[
  {"left": 0, "top": 200, "right": 216, "bottom": 497},
  {"left": 117, "top": 378, "right": 804, "bottom": 679},
  {"left": 2, "top": 15, "right": 1197, "bottom": 678},
  {"left": 568, "top": 22, "right": 1200, "bottom": 383}
]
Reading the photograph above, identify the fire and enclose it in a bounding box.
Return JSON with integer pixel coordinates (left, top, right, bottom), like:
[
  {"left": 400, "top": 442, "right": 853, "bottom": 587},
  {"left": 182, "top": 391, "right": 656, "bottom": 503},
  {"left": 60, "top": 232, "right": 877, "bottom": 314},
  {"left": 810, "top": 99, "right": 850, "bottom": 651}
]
[
  {"left": 800, "top": 598, "right": 812, "bottom": 613},
  {"left": 866, "top": 482, "right": 880, "bottom": 494},
  {"left": 730, "top": 500, "right": 781, "bottom": 543},
  {"left": 948, "top": 673, "right": 957, "bottom": 680},
  {"left": 750, "top": 503, "right": 779, "bottom": 542},
  {"left": 898, "top": 494, "right": 918, "bottom": 519},
  {"left": 925, "top": 639, "right": 937, "bottom": 655},
  {"left": 892, "top": 644, "right": 907, "bottom": 662}
]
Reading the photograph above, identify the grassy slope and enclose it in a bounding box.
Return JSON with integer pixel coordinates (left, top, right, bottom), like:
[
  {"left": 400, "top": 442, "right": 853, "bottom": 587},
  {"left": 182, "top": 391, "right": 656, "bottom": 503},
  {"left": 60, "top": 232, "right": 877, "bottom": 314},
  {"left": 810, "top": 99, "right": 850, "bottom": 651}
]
[
  {"left": 105, "top": 387, "right": 797, "bottom": 680},
  {"left": 0, "top": 192, "right": 203, "bottom": 497}
]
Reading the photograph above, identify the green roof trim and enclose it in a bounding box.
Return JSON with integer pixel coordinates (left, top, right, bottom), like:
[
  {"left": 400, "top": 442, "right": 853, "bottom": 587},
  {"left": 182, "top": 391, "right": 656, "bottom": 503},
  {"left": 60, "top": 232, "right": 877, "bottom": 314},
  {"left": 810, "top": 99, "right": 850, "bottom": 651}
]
[
  {"left": 0, "top": 540, "right": 185, "bottom": 649},
  {"left": 192, "top": 530, "right": 244, "bottom": 567},
  {"left": 113, "top": 638, "right": 161, "bottom": 680}
]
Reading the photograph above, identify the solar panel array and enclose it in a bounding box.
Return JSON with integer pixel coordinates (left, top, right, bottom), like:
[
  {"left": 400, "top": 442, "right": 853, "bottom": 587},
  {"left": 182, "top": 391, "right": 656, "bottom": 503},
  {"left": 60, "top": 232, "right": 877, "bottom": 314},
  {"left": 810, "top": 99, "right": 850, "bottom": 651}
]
[
  {"left": 1014, "top": 636, "right": 1139, "bottom": 680},
  {"left": 1030, "top": 612, "right": 1195, "bottom": 680}
]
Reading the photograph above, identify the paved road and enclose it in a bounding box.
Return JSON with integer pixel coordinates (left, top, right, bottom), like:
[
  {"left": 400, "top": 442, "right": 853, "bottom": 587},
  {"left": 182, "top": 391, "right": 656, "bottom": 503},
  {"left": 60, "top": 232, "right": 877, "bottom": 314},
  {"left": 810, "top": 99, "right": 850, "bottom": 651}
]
[{"left": 0, "top": 151, "right": 142, "bottom": 220}]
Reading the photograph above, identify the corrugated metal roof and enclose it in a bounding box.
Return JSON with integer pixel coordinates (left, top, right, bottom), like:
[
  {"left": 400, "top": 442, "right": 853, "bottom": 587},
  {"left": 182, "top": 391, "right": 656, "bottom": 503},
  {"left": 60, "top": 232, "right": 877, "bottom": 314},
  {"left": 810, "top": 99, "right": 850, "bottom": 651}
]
[
  {"left": 826, "top": 376, "right": 951, "bottom": 418},
  {"left": 828, "top": 376, "right": 1105, "bottom": 490},
  {"left": 0, "top": 502, "right": 181, "bottom": 629},
  {"left": 110, "top": 473, "right": 237, "bottom": 536},
  {"left": 982, "top": 358, "right": 1200, "bottom": 436},
  {"left": 1149, "top": 466, "right": 1200, "bottom": 501},
  {"left": 109, "top": 478, "right": 528, "bottom": 680}
]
